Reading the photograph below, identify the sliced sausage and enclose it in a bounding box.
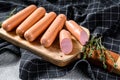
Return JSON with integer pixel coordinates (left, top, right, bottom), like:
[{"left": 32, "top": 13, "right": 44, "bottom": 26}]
[
  {"left": 24, "top": 12, "right": 57, "bottom": 42},
  {"left": 16, "top": 7, "right": 46, "bottom": 37},
  {"left": 40, "top": 14, "right": 66, "bottom": 47},
  {"left": 2, "top": 5, "right": 37, "bottom": 31},
  {"left": 59, "top": 29, "right": 73, "bottom": 54},
  {"left": 65, "top": 20, "right": 89, "bottom": 45}
]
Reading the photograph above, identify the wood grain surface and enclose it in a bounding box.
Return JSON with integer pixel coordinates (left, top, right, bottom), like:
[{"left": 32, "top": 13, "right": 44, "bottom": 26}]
[{"left": 0, "top": 27, "right": 89, "bottom": 67}]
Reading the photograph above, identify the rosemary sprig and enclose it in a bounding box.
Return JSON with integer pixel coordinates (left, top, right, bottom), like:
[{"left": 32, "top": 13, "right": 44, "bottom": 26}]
[
  {"left": 82, "top": 46, "right": 87, "bottom": 59},
  {"left": 0, "top": 22, "right": 2, "bottom": 27},
  {"left": 0, "top": 8, "right": 16, "bottom": 28},
  {"left": 6, "top": 8, "right": 17, "bottom": 18},
  {"left": 82, "top": 35, "right": 117, "bottom": 69},
  {"left": 88, "top": 49, "right": 93, "bottom": 58}
]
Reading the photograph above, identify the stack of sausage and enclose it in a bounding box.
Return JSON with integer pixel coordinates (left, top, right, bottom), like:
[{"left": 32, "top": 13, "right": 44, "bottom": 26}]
[
  {"left": 2, "top": 5, "right": 89, "bottom": 55},
  {"left": 2, "top": 5, "right": 120, "bottom": 75}
]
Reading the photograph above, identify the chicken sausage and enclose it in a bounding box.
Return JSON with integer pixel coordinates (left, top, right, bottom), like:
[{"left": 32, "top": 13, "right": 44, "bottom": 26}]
[
  {"left": 59, "top": 29, "right": 73, "bottom": 54},
  {"left": 65, "top": 20, "right": 89, "bottom": 45},
  {"left": 2, "top": 5, "right": 37, "bottom": 31},
  {"left": 16, "top": 7, "right": 46, "bottom": 37},
  {"left": 24, "top": 12, "right": 57, "bottom": 42},
  {"left": 40, "top": 14, "right": 66, "bottom": 47}
]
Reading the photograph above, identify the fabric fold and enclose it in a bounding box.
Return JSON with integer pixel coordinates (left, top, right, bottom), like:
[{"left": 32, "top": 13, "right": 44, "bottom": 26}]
[{"left": 0, "top": 0, "right": 120, "bottom": 80}]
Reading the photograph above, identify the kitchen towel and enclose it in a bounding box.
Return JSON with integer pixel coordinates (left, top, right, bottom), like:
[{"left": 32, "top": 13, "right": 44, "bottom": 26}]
[{"left": 0, "top": 0, "right": 120, "bottom": 80}]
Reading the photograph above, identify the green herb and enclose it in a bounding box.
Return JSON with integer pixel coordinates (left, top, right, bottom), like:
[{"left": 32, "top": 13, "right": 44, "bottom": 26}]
[
  {"left": 82, "top": 35, "right": 117, "bottom": 69},
  {"left": 82, "top": 46, "right": 87, "bottom": 59},
  {"left": 0, "top": 22, "right": 2, "bottom": 27},
  {"left": 88, "top": 49, "right": 93, "bottom": 58},
  {"left": 6, "top": 8, "right": 16, "bottom": 18},
  {"left": 0, "top": 8, "right": 17, "bottom": 28}
]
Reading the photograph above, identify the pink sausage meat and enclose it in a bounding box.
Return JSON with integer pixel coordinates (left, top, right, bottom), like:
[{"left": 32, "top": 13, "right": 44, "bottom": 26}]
[{"left": 59, "top": 29, "right": 73, "bottom": 54}]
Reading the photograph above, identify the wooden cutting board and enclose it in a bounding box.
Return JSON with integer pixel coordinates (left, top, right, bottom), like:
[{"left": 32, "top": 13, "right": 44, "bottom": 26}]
[{"left": 0, "top": 27, "right": 89, "bottom": 67}]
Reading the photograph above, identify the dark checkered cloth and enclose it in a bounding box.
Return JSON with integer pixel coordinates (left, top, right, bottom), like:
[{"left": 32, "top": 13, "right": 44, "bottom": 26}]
[{"left": 0, "top": 0, "right": 120, "bottom": 80}]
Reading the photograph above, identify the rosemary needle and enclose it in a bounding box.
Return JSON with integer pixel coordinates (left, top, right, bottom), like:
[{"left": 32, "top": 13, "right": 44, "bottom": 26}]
[
  {"left": 0, "top": 8, "right": 16, "bottom": 28},
  {"left": 6, "top": 8, "right": 17, "bottom": 18},
  {"left": 0, "top": 22, "right": 1, "bottom": 28}
]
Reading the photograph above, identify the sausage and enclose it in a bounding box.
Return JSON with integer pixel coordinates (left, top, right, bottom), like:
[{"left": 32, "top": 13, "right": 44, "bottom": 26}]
[
  {"left": 40, "top": 14, "right": 66, "bottom": 47},
  {"left": 2, "top": 5, "right": 37, "bottom": 31},
  {"left": 59, "top": 29, "right": 73, "bottom": 54},
  {"left": 65, "top": 20, "right": 89, "bottom": 45},
  {"left": 16, "top": 7, "right": 46, "bottom": 37},
  {"left": 24, "top": 12, "right": 57, "bottom": 42},
  {"left": 87, "top": 50, "right": 120, "bottom": 74}
]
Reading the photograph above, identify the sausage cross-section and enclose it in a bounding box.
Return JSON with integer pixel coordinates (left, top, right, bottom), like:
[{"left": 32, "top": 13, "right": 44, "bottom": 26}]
[
  {"left": 16, "top": 7, "right": 46, "bottom": 37},
  {"left": 59, "top": 29, "right": 73, "bottom": 54},
  {"left": 40, "top": 14, "right": 66, "bottom": 47},
  {"left": 24, "top": 12, "right": 57, "bottom": 42},
  {"left": 65, "top": 20, "right": 89, "bottom": 45},
  {"left": 2, "top": 5, "right": 37, "bottom": 31}
]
